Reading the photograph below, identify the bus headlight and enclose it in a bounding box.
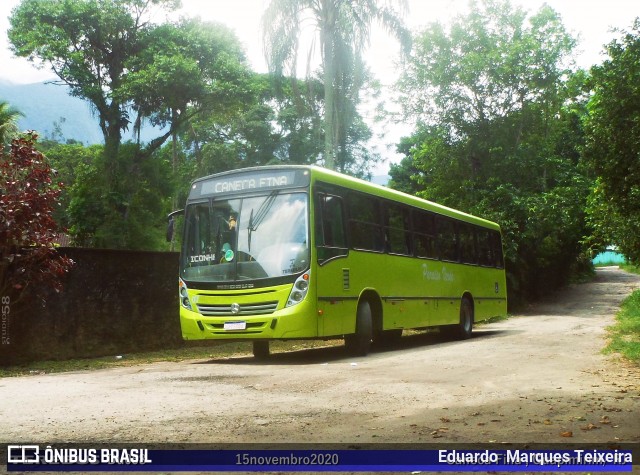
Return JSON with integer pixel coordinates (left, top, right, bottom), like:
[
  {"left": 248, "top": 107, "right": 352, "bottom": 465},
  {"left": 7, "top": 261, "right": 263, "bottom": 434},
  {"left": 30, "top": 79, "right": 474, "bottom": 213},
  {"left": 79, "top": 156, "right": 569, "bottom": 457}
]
[
  {"left": 286, "top": 272, "right": 310, "bottom": 307},
  {"left": 179, "top": 278, "right": 193, "bottom": 311}
]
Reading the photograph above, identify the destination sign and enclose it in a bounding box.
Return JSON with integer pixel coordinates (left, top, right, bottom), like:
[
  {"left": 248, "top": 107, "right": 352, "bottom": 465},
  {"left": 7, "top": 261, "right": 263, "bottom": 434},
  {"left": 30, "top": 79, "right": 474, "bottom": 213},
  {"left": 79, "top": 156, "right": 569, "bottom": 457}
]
[{"left": 193, "top": 169, "right": 309, "bottom": 198}]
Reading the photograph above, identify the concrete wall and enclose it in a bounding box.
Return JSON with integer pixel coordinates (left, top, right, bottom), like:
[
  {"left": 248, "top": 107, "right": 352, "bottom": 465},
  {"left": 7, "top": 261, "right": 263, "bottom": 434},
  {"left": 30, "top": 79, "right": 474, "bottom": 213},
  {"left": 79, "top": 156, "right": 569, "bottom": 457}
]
[{"left": 1, "top": 248, "right": 182, "bottom": 366}]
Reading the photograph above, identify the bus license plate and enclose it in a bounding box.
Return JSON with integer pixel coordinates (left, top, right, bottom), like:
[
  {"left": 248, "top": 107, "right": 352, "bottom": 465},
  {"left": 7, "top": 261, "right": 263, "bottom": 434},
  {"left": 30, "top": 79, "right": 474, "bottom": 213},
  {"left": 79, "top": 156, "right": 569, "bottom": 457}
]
[{"left": 224, "top": 321, "right": 246, "bottom": 330}]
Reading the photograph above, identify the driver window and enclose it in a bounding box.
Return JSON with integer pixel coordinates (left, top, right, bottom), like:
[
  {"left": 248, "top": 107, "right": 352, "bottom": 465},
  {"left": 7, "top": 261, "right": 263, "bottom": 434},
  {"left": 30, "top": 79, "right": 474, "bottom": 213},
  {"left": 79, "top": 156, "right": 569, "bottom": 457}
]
[{"left": 316, "top": 193, "right": 348, "bottom": 263}]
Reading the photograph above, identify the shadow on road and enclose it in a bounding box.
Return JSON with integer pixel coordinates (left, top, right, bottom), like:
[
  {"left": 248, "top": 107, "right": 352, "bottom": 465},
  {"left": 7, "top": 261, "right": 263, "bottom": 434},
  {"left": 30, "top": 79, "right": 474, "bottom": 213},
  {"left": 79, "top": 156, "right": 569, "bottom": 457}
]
[{"left": 193, "top": 327, "right": 515, "bottom": 366}]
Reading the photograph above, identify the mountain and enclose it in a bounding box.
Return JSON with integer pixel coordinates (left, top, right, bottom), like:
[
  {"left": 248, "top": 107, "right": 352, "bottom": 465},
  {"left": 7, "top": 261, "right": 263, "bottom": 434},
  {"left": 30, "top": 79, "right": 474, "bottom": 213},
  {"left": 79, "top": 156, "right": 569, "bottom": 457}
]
[
  {"left": 0, "top": 79, "right": 160, "bottom": 145},
  {"left": 0, "top": 79, "right": 102, "bottom": 144}
]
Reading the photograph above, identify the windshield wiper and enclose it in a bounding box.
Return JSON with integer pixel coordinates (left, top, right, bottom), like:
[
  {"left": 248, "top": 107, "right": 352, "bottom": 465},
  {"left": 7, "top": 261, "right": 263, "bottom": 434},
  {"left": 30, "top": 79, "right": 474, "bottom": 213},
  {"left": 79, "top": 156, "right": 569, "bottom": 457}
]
[{"left": 247, "top": 191, "right": 279, "bottom": 252}]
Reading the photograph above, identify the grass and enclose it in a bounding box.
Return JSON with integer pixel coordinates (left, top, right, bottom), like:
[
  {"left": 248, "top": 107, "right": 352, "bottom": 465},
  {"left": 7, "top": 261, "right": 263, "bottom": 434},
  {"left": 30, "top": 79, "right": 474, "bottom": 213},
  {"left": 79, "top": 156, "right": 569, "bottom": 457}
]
[
  {"left": 0, "top": 340, "right": 339, "bottom": 378},
  {"left": 620, "top": 264, "right": 640, "bottom": 274},
  {"left": 481, "top": 314, "right": 510, "bottom": 324},
  {"left": 603, "top": 264, "right": 640, "bottom": 363}
]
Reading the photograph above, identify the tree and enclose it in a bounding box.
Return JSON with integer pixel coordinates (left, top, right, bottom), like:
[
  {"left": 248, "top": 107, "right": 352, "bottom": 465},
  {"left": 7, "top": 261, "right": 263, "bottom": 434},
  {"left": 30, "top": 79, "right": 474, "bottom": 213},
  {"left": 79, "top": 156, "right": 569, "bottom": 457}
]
[
  {"left": 176, "top": 73, "right": 326, "bottom": 178},
  {"left": 122, "top": 17, "right": 254, "bottom": 160},
  {"left": 0, "top": 101, "right": 23, "bottom": 148},
  {"left": 41, "top": 142, "right": 104, "bottom": 235},
  {"left": 585, "top": 179, "right": 640, "bottom": 265},
  {"left": 398, "top": 0, "right": 575, "bottom": 166},
  {"left": 584, "top": 18, "right": 640, "bottom": 263},
  {"left": 9, "top": 0, "right": 252, "bottom": 249},
  {"left": 0, "top": 133, "right": 73, "bottom": 307},
  {"left": 262, "top": 0, "right": 410, "bottom": 171},
  {"left": 393, "top": 0, "right": 588, "bottom": 306},
  {"left": 10, "top": 0, "right": 173, "bottom": 165}
]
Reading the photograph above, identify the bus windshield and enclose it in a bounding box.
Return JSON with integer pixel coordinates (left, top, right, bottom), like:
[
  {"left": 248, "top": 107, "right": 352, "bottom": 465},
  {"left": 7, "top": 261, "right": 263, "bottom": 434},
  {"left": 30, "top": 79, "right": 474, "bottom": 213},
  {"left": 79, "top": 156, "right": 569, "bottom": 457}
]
[{"left": 181, "top": 192, "right": 309, "bottom": 284}]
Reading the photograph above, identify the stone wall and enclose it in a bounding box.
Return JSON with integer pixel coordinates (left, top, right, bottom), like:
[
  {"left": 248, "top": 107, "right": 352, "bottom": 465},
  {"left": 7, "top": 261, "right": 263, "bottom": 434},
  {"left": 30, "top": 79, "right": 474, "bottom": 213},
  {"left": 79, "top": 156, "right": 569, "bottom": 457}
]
[{"left": 1, "top": 248, "right": 182, "bottom": 366}]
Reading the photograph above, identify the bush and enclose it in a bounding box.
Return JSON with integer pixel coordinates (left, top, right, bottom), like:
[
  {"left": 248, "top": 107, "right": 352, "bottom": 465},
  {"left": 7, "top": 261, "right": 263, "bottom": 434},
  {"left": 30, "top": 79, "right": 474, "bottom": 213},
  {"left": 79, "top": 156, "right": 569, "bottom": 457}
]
[{"left": 0, "top": 132, "right": 73, "bottom": 308}]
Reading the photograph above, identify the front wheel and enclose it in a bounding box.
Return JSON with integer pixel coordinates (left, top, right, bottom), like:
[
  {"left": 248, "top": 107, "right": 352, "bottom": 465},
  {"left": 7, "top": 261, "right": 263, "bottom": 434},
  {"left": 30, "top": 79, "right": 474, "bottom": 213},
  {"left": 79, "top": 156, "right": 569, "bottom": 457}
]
[
  {"left": 345, "top": 301, "right": 373, "bottom": 356},
  {"left": 252, "top": 341, "right": 270, "bottom": 359}
]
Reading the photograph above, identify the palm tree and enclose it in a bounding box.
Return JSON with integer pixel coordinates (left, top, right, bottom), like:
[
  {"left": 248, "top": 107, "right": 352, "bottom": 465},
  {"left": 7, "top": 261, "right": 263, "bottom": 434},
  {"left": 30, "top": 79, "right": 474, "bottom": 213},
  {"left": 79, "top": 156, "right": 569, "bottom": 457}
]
[
  {"left": 262, "top": 0, "right": 410, "bottom": 171},
  {"left": 0, "top": 101, "right": 23, "bottom": 149}
]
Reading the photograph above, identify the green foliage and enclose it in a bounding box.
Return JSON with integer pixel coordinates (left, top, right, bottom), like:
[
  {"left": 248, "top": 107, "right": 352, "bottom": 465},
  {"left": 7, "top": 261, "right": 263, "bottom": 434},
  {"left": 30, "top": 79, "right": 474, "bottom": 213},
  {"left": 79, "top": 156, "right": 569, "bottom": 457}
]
[
  {"left": 177, "top": 73, "right": 325, "bottom": 180},
  {"left": 398, "top": 0, "right": 574, "bottom": 133},
  {"left": 122, "top": 17, "right": 254, "bottom": 150},
  {"left": 584, "top": 18, "right": 640, "bottom": 264},
  {"left": 0, "top": 101, "right": 23, "bottom": 148},
  {"left": 621, "top": 264, "right": 640, "bottom": 275},
  {"left": 40, "top": 143, "right": 103, "bottom": 230},
  {"left": 8, "top": 0, "right": 179, "bottom": 151},
  {"left": 604, "top": 289, "right": 640, "bottom": 363},
  {"left": 65, "top": 143, "right": 173, "bottom": 250},
  {"left": 9, "top": 0, "right": 252, "bottom": 250},
  {"left": 584, "top": 179, "right": 640, "bottom": 263},
  {"left": 392, "top": 0, "right": 588, "bottom": 307}
]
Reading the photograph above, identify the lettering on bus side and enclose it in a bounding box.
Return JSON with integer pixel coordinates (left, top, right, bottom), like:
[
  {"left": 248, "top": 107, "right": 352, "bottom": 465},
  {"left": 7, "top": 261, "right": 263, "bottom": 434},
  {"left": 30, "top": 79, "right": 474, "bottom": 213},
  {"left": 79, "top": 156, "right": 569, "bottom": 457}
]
[{"left": 422, "top": 263, "right": 455, "bottom": 282}]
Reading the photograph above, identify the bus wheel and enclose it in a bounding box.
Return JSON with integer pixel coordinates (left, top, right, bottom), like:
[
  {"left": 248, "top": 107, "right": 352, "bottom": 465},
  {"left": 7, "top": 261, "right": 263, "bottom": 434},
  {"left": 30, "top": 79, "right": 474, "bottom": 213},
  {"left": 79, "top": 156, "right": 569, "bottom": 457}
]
[
  {"left": 345, "top": 301, "right": 373, "bottom": 356},
  {"left": 458, "top": 298, "right": 473, "bottom": 339},
  {"left": 442, "top": 298, "right": 473, "bottom": 340},
  {"left": 252, "top": 341, "right": 270, "bottom": 359}
]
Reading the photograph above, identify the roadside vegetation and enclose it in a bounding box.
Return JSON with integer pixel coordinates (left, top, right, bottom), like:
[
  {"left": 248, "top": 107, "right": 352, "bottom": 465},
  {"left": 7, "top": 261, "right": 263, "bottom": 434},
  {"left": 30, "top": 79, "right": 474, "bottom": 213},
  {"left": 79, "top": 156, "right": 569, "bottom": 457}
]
[{"left": 604, "top": 265, "right": 640, "bottom": 363}]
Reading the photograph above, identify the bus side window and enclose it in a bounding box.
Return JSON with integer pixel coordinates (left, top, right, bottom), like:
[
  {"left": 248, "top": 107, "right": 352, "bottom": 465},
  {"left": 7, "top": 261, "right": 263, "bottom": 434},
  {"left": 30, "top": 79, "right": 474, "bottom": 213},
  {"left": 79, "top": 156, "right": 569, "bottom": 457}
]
[
  {"left": 316, "top": 193, "right": 348, "bottom": 263},
  {"left": 458, "top": 224, "right": 478, "bottom": 265},
  {"left": 436, "top": 217, "right": 458, "bottom": 262},
  {"left": 384, "top": 202, "right": 412, "bottom": 255},
  {"left": 348, "top": 193, "right": 384, "bottom": 252},
  {"left": 477, "top": 229, "right": 493, "bottom": 266},
  {"left": 413, "top": 210, "right": 437, "bottom": 259}
]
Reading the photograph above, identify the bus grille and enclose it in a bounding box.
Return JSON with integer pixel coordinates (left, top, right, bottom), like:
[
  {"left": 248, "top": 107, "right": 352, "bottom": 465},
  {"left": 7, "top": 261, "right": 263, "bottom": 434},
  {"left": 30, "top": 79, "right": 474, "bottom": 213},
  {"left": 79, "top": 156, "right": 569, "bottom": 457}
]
[{"left": 197, "top": 301, "right": 279, "bottom": 317}]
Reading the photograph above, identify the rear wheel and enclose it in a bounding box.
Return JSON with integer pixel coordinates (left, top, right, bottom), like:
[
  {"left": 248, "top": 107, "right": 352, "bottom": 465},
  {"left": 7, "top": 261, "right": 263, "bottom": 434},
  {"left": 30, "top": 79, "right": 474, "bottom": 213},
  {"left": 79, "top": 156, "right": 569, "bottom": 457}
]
[
  {"left": 345, "top": 301, "right": 373, "bottom": 356},
  {"left": 458, "top": 298, "right": 473, "bottom": 339},
  {"left": 442, "top": 298, "right": 473, "bottom": 340},
  {"left": 252, "top": 341, "right": 270, "bottom": 359}
]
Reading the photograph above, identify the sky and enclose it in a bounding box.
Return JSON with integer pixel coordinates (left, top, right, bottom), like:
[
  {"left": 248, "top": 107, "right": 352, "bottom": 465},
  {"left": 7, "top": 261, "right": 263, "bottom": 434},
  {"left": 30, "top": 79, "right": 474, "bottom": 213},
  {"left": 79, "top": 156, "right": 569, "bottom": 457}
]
[{"left": 1, "top": 0, "right": 638, "bottom": 173}]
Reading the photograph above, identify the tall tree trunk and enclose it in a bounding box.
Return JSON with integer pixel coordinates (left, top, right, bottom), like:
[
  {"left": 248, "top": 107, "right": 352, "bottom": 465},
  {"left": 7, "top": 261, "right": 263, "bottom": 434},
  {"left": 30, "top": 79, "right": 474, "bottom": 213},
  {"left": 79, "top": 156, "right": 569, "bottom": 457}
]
[
  {"left": 322, "top": 0, "right": 337, "bottom": 170},
  {"left": 324, "top": 60, "right": 337, "bottom": 170}
]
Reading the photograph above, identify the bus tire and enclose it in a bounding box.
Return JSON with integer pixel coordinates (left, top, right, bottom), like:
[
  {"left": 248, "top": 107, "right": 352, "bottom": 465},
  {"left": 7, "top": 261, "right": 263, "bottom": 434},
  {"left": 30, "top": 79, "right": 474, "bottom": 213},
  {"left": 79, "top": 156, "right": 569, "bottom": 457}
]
[
  {"left": 442, "top": 298, "right": 473, "bottom": 340},
  {"left": 252, "top": 341, "right": 270, "bottom": 359},
  {"left": 458, "top": 298, "right": 473, "bottom": 339},
  {"left": 345, "top": 301, "right": 373, "bottom": 356}
]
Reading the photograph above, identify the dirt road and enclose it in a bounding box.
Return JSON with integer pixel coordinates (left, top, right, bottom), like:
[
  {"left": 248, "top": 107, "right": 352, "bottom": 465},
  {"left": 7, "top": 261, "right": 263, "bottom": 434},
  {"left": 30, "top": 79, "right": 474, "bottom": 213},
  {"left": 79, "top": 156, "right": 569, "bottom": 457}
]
[{"left": 0, "top": 267, "right": 639, "bottom": 446}]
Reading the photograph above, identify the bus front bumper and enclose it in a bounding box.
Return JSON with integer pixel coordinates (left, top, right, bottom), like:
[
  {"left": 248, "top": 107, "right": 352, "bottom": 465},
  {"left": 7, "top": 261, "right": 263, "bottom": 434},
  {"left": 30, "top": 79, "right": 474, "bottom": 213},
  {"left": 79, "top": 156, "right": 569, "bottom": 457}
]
[{"left": 180, "top": 299, "right": 317, "bottom": 341}]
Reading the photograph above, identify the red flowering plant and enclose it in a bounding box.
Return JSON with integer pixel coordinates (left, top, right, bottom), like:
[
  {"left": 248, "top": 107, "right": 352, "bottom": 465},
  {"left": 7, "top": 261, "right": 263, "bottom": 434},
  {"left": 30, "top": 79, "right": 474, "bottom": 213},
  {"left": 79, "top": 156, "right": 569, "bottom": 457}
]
[{"left": 0, "top": 132, "right": 74, "bottom": 308}]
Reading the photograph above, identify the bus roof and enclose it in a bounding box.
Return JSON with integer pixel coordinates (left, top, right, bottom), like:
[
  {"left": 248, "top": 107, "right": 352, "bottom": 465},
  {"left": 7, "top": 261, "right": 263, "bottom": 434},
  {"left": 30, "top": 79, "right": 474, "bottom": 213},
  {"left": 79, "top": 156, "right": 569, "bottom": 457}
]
[{"left": 191, "top": 165, "right": 500, "bottom": 231}]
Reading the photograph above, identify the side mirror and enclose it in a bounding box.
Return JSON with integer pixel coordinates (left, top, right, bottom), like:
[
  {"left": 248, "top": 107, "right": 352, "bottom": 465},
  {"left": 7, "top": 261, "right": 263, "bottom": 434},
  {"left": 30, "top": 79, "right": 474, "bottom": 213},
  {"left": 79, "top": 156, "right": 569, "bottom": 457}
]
[
  {"left": 166, "top": 216, "right": 175, "bottom": 242},
  {"left": 166, "top": 209, "right": 184, "bottom": 243}
]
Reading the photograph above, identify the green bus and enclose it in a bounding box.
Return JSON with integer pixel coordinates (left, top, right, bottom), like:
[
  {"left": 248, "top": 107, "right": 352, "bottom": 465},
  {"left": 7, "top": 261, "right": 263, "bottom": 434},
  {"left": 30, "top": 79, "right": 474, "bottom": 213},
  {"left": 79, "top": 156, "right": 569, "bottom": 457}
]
[{"left": 172, "top": 165, "right": 507, "bottom": 358}]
